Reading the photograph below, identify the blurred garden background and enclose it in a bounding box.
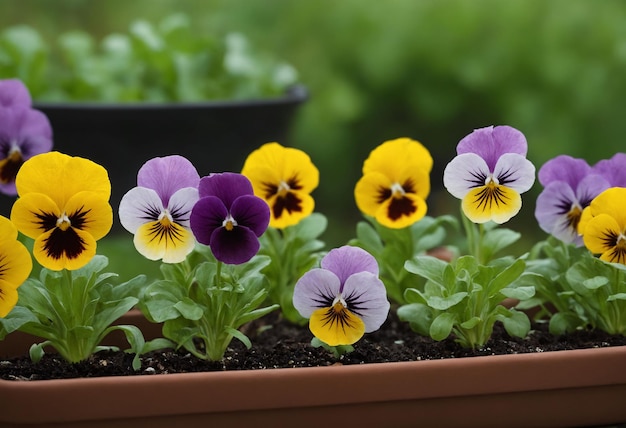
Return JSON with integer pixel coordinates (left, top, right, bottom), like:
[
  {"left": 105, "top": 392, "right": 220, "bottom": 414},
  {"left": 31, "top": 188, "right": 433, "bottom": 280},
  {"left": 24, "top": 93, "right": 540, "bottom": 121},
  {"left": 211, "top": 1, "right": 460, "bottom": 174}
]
[{"left": 1, "top": 0, "right": 626, "bottom": 279}]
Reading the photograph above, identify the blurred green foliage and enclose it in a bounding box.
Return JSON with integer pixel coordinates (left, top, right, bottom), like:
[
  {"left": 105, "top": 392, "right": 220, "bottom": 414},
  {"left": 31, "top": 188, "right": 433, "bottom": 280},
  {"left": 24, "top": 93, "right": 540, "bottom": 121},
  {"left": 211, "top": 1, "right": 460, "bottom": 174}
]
[{"left": 2, "top": 0, "right": 626, "bottom": 252}]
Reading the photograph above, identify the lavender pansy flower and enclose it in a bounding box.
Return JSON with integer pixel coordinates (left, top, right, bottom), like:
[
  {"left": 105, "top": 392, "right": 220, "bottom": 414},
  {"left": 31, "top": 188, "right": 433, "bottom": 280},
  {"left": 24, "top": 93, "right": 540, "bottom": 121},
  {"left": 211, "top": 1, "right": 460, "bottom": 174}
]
[
  {"left": 443, "top": 125, "right": 536, "bottom": 224},
  {"left": 293, "top": 245, "right": 390, "bottom": 346},
  {"left": 190, "top": 172, "right": 270, "bottom": 265},
  {"left": 535, "top": 155, "right": 610, "bottom": 246},
  {"left": 119, "top": 155, "right": 200, "bottom": 263},
  {"left": 0, "top": 79, "right": 53, "bottom": 195}
]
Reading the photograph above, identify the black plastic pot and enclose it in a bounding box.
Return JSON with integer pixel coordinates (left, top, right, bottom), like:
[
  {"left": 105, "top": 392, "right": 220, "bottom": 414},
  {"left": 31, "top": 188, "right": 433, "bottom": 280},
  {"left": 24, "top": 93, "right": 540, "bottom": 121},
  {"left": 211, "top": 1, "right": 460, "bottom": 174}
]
[{"left": 0, "top": 86, "right": 307, "bottom": 227}]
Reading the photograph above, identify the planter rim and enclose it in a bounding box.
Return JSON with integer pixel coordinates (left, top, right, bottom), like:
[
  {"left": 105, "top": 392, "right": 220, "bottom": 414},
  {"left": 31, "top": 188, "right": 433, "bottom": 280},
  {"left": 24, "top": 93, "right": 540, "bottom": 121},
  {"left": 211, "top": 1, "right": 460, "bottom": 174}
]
[
  {"left": 2, "top": 345, "right": 625, "bottom": 425},
  {"left": 32, "top": 84, "right": 308, "bottom": 111}
]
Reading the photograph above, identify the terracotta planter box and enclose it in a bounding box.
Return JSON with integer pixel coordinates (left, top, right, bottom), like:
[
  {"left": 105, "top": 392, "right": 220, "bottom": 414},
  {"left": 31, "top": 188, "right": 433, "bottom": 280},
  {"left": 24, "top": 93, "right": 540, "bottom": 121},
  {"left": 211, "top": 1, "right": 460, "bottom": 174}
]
[{"left": 1, "top": 312, "right": 625, "bottom": 428}]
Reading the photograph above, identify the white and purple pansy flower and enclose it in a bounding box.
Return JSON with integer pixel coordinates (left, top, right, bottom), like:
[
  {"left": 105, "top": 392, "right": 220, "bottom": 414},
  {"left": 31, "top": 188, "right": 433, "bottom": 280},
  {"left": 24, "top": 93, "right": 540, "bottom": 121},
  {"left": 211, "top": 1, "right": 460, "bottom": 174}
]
[
  {"left": 535, "top": 155, "right": 611, "bottom": 246},
  {"left": 118, "top": 155, "right": 200, "bottom": 263},
  {"left": 0, "top": 79, "right": 53, "bottom": 195},
  {"left": 293, "top": 245, "right": 390, "bottom": 346},
  {"left": 189, "top": 172, "right": 270, "bottom": 265},
  {"left": 443, "top": 125, "right": 536, "bottom": 224}
]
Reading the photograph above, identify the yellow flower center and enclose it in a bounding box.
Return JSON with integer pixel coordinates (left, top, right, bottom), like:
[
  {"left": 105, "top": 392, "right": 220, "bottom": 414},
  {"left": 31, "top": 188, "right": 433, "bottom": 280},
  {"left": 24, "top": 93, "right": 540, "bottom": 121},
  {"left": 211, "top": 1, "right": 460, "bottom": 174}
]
[
  {"left": 390, "top": 182, "right": 406, "bottom": 198},
  {"left": 277, "top": 181, "right": 291, "bottom": 197},
  {"left": 567, "top": 205, "right": 583, "bottom": 231},
  {"left": 222, "top": 215, "right": 237, "bottom": 231},
  {"left": 56, "top": 213, "right": 72, "bottom": 231}
]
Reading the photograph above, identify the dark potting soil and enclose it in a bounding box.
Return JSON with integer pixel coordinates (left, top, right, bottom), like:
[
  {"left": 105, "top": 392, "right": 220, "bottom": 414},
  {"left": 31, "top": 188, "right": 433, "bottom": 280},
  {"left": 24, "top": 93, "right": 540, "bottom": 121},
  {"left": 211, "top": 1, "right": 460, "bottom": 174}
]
[{"left": 2, "top": 313, "right": 626, "bottom": 381}]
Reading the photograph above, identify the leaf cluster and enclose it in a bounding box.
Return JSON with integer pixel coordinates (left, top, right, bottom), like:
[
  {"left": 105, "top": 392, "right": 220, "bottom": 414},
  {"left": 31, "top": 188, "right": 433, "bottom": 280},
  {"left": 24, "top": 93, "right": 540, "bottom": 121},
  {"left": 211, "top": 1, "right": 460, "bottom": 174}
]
[
  {"left": 350, "top": 215, "right": 458, "bottom": 304},
  {"left": 0, "top": 14, "right": 298, "bottom": 102},
  {"left": 526, "top": 238, "right": 626, "bottom": 335},
  {"left": 139, "top": 246, "right": 278, "bottom": 361},
  {"left": 0, "top": 255, "right": 148, "bottom": 369},
  {"left": 258, "top": 213, "right": 327, "bottom": 325},
  {"left": 398, "top": 254, "right": 535, "bottom": 348}
]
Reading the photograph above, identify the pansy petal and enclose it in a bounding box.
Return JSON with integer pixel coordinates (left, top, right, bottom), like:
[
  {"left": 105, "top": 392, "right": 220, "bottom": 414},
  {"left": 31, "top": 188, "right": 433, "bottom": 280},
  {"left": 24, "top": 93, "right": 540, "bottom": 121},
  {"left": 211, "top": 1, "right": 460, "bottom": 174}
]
[
  {"left": 457, "top": 126, "right": 527, "bottom": 170},
  {"left": 16, "top": 152, "right": 110, "bottom": 207},
  {"left": 242, "top": 142, "right": 320, "bottom": 196},
  {"left": 354, "top": 171, "right": 392, "bottom": 218},
  {"left": 537, "top": 155, "right": 592, "bottom": 188},
  {"left": 375, "top": 192, "right": 427, "bottom": 229},
  {"left": 33, "top": 227, "right": 97, "bottom": 271},
  {"left": 310, "top": 306, "right": 365, "bottom": 346},
  {"left": 582, "top": 214, "right": 623, "bottom": 260},
  {"left": 362, "top": 138, "right": 433, "bottom": 178},
  {"left": 210, "top": 226, "right": 260, "bottom": 264},
  {"left": 443, "top": 153, "right": 490, "bottom": 199},
  {"left": 198, "top": 173, "right": 253, "bottom": 208},
  {"left": 189, "top": 196, "right": 228, "bottom": 246},
  {"left": 134, "top": 220, "right": 195, "bottom": 263},
  {"left": 593, "top": 153, "right": 626, "bottom": 187},
  {"left": 462, "top": 185, "right": 521, "bottom": 224},
  {"left": 137, "top": 155, "right": 199, "bottom": 206},
  {"left": 575, "top": 174, "right": 611, "bottom": 208},
  {"left": 119, "top": 187, "right": 165, "bottom": 234},
  {"left": 293, "top": 268, "right": 341, "bottom": 318},
  {"left": 341, "top": 271, "right": 390, "bottom": 332},
  {"left": 230, "top": 195, "right": 270, "bottom": 237},
  {"left": 64, "top": 191, "right": 113, "bottom": 241},
  {"left": 321, "top": 246, "right": 379, "bottom": 285},
  {"left": 588, "top": 188, "right": 626, "bottom": 229},
  {"left": 493, "top": 153, "right": 535, "bottom": 193},
  {"left": 0, "top": 223, "right": 32, "bottom": 288},
  {"left": 535, "top": 181, "right": 582, "bottom": 244},
  {"left": 168, "top": 187, "right": 199, "bottom": 227},
  {"left": 0, "top": 281, "right": 19, "bottom": 317},
  {"left": 10, "top": 192, "right": 61, "bottom": 239},
  {"left": 0, "top": 79, "right": 32, "bottom": 107}
]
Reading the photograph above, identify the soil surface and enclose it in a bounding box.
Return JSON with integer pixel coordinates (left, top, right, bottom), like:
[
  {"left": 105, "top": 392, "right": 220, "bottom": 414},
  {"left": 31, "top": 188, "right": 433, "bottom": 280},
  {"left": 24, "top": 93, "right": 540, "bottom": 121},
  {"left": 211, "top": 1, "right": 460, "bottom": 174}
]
[{"left": 2, "top": 313, "right": 626, "bottom": 381}]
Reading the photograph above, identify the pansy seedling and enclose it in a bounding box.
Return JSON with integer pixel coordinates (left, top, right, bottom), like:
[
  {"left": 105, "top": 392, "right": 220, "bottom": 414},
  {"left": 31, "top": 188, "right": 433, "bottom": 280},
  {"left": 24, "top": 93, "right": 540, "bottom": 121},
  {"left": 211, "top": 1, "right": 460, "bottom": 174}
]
[
  {"left": 443, "top": 125, "right": 535, "bottom": 224},
  {"left": 293, "top": 245, "right": 390, "bottom": 346},
  {"left": 119, "top": 155, "right": 200, "bottom": 263}
]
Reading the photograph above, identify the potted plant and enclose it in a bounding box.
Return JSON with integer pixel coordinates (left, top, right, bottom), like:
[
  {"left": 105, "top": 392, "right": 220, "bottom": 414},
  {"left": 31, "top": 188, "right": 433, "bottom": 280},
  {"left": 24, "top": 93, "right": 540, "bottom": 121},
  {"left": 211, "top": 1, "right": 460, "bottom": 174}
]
[{"left": 0, "top": 84, "right": 625, "bottom": 427}]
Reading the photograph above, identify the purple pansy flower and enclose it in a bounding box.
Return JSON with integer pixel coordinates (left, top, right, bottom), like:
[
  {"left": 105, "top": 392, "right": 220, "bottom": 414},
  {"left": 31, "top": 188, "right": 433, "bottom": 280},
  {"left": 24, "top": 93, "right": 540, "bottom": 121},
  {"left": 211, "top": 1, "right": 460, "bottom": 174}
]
[
  {"left": 535, "top": 155, "right": 611, "bottom": 245},
  {"left": 292, "top": 245, "right": 390, "bottom": 346},
  {"left": 190, "top": 172, "right": 270, "bottom": 265},
  {"left": 119, "top": 155, "right": 200, "bottom": 263},
  {"left": 0, "top": 79, "right": 53, "bottom": 195},
  {"left": 443, "top": 125, "right": 536, "bottom": 224}
]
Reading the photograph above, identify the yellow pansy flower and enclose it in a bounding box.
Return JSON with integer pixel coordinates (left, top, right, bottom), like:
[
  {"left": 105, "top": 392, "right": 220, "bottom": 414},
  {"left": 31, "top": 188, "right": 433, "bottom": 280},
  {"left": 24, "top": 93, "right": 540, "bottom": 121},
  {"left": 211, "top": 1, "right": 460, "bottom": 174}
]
[
  {"left": 10, "top": 152, "right": 112, "bottom": 271},
  {"left": 242, "top": 142, "right": 319, "bottom": 229},
  {"left": 355, "top": 137, "right": 433, "bottom": 229}
]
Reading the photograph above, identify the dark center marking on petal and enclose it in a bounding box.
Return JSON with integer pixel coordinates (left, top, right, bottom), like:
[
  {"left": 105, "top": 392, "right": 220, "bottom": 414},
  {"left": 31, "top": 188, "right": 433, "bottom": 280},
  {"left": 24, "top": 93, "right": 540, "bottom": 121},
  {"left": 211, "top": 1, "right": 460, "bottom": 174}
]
[
  {"left": 466, "top": 169, "right": 488, "bottom": 188},
  {"left": 147, "top": 217, "right": 186, "bottom": 246},
  {"left": 319, "top": 302, "right": 359, "bottom": 333},
  {"left": 273, "top": 192, "right": 303, "bottom": 219},
  {"left": 387, "top": 195, "right": 417, "bottom": 221},
  {"left": 473, "top": 183, "right": 510, "bottom": 212},
  {"left": 43, "top": 227, "right": 86, "bottom": 261},
  {"left": 605, "top": 234, "right": 626, "bottom": 264},
  {"left": 0, "top": 150, "right": 23, "bottom": 184}
]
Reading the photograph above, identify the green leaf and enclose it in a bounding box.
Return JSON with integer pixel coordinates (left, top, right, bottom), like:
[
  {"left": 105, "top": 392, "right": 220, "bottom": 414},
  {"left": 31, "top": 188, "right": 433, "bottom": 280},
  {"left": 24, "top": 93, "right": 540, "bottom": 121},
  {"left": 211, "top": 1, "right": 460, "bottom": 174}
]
[
  {"left": 226, "top": 327, "right": 252, "bottom": 349},
  {"left": 174, "top": 298, "right": 205, "bottom": 321},
  {"left": 397, "top": 302, "right": 432, "bottom": 336},
  {"left": 607, "top": 293, "right": 626, "bottom": 301},
  {"left": 29, "top": 341, "right": 48, "bottom": 363},
  {"left": 460, "top": 316, "right": 481, "bottom": 329},
  {"left": 487, "top": 258, "right": 525, "bottom": 294},
  {"left": 500, "top": 309, "right": 531, "bottom": 339},
  {"left": 582, "top": 276, "right": 609, "bottom": 290},
  {"left": 549, "top": 312, "right": 585, "bottom": 335},
  {"left": 426, "top": 292, "right": 468, "bottom": 310},
  {"left": 500, "top": 286, "right": 535, "bottom": 300},
  {"left": 430, "top": 312, "right": 455, "bottom": 341},
  {"left": 404, "top": 255, "right": 447, "bottom": 285}
]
